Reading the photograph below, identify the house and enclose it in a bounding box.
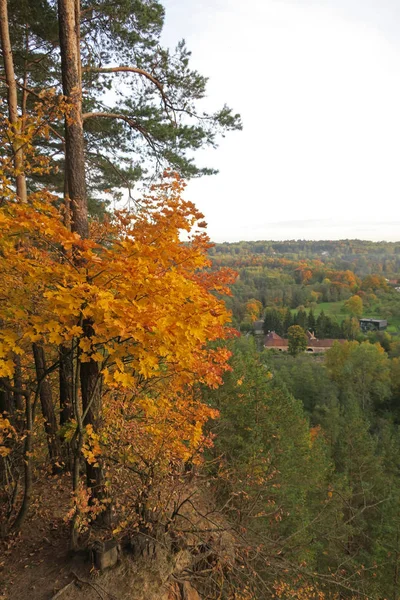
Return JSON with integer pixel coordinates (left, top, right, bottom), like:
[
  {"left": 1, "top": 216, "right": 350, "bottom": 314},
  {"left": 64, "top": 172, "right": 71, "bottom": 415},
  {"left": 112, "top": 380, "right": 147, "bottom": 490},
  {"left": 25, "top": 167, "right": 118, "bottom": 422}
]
[
  {"left": 264, "top": 331, "right": 288, "bottom": 350},
  {"left": 305, "top": 339, "right": 343, "bottom": 353},
  {"left": 359, "top": 318, "right": 387, "bottom": 332},
  {"left": 264, "top": 331, "right": 345, "bottom": 353},
  {"left": 264, "top": 331, "right": 288, "bottom": 352}
]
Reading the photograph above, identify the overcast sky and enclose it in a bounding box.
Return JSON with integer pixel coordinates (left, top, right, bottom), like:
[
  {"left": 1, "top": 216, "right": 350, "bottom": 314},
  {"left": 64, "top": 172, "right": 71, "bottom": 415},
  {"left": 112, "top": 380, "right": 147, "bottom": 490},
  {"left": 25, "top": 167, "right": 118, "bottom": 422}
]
[{"left": 160, "top": 0, "right": 400, "bottom": 242}]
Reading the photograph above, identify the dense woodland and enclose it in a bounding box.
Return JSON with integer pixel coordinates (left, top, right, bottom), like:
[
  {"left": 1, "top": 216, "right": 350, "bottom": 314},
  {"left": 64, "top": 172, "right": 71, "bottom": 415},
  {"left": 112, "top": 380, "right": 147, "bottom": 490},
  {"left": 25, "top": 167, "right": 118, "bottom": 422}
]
[
  {"left": 212, "top": 240, "right": 400, "bottom": 337},
  {"left": 1, "top": 2, "right": 400, "bottom": 600}
]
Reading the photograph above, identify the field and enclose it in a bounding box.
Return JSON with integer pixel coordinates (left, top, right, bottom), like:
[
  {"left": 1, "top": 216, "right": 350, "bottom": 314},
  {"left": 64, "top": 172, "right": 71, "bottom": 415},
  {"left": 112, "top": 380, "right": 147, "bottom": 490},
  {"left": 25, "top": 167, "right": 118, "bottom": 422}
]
[
  {"left": 291, "top": 301, "right": 346, "bottom": 323},
  {"left": 293, "top": 301, "right": 400, "bottom": 333}
]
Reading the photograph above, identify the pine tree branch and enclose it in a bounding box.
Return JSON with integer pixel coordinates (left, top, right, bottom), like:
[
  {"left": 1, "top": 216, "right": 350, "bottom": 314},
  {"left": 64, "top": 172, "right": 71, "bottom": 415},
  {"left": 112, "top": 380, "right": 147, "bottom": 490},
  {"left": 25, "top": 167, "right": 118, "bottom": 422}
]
[
  {"left": 82, "top": 65, "right": 175, "bottom": 122},
  {"left": 82, "top": 112, "right": 159, "bottom": 152}
]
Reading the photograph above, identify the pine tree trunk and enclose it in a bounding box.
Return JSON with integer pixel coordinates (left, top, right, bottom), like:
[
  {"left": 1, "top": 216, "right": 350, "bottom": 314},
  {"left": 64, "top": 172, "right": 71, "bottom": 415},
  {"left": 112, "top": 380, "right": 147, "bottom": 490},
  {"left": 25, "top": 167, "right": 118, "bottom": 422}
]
[
  {"left": 58, "top": 0, "right": 107, "bottom": 518},
  {"left": 32, "top": 343, "right": 61, "bottom": 472},
  {"left": 0, "top": 0, "right": 27, "bottom": 202},
  {"left": 57, "top": 0, "right": 88, "bottom": 239}
]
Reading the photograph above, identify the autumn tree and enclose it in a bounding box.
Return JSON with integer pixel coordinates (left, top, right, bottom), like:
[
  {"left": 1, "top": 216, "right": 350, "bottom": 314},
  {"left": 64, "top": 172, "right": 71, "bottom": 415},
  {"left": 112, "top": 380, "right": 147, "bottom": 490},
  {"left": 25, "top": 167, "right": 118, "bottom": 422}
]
[
  {"left": 2, "top": 0, "right": 238, "bottom": 535},
  {"left": 0, "top": 145, "right": 236, "bottom": 530},
  {"left": 0, "top": 0, "right": 64, "bottom": 475},
  {"left": 244, "top": 298, "right": 263, "bottom": 322},
  {"left": 361, "top": 274, "right": 388, "bottom": 292},
  {"left": 344, "top": 294, "right": 363, "bottom": 317}
]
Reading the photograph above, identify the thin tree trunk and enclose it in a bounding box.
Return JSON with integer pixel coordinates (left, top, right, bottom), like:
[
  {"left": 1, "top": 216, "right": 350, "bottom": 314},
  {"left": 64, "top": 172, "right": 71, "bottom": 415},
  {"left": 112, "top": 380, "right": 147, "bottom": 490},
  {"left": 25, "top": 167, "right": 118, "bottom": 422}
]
[
  {"left": 80, "top": 321, "right": 109, "bottom": 523},
  {"left": 70, "top": 353, "right": 83, "bottom": 550},
  {"left": 12, "top": 392, "right": 32, "bottom": 531},
  {"left": 59, "top": 344, "right": 73, "bottom": 426},
  {"left": 32, "top": 343, "right": 62, "bottom": 472},
  {"left": 59, "top": 344, "right": 73, "bottom": 467},
  {"left": 59, "top": 173, "right": 73, "bottom": 435},
  {"left": 0, "top": 4, "right": 31, "bottom": 526},
  {"left": 13, "top": 355, "right": 24, "bottom": 429},
  {"left": 0, "top": 0, "right": 27, "bottom": 202},
  {"left": 0, "top": 379, "right": 12, "bottom": 415},
  {"left": 80, "top": 354, "right": 104, "bottom": 492}
]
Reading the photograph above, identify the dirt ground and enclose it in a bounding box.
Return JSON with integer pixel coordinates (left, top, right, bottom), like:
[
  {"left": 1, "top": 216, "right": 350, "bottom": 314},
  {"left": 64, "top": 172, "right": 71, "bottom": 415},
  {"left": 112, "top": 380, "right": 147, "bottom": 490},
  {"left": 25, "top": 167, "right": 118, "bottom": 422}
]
[
  {"left": 1, "top": 474, "right": 185, "bottom": 600},
  {"left": 1, "top": 472, "right": 230, "bottom": 600},
  {"left": 1, "top": 473, "right": 79, "bottom": 599}
]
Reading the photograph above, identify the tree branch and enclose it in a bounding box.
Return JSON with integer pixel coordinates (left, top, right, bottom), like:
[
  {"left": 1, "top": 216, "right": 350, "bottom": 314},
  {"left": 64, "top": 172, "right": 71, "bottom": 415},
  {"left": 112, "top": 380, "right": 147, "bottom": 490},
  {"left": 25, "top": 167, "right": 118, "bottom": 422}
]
[
  {"left": 82, "top": 65, "right": 175, "bottom": 123},
  {"left": 82, "top": 112, "right": 159, "bottom": 152}
]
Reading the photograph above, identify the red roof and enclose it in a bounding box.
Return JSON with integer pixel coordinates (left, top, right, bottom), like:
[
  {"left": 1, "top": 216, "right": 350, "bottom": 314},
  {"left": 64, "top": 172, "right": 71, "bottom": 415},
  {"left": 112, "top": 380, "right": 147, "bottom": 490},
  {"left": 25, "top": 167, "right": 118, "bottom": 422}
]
[
  {"left": 308, "top": 339, "right": 346, "bottom": 348},
  {"left": 264, "top": 331, "right": 346, "bottom": 350},
  {"left": 308, "top": 339, "right": 335, "bottom": 348},
  {"left": 264, "top": 332, "right": 288, "bottom": 348}
]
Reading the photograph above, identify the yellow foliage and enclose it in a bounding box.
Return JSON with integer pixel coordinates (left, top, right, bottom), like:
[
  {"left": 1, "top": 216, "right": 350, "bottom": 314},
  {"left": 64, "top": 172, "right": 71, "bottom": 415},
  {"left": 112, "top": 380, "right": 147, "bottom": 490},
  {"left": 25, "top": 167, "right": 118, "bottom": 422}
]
[
  {"left": 0, "top": 415, "right": 16, "bottom": 457},
  {"left": 1, "top": 109, "right": 236, "bottom": 531}
]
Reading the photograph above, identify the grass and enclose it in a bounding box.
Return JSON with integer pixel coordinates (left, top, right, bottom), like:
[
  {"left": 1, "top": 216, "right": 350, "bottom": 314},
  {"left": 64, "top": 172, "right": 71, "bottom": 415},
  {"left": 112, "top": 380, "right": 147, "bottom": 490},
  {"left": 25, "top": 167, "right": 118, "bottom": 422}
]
[
  {"left": 292, "top": 301, "right": 400, "bottom": 333},
  {"left": 291, "top": 301, "right": 346, "bottom": 323}
]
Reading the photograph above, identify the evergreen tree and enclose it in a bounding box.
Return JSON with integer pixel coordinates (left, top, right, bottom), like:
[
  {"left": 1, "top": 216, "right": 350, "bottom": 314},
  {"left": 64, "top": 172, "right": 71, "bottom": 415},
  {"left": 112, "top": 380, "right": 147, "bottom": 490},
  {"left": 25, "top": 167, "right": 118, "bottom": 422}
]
[
  {"left": 1, "top": 0, "right": 242, "bottom": 206},
  {"left": 283, "top": 307, "right": 293, "bottom": 334},
  {"left": 316, "top": 310, "right": 328, "bottom": 338},
  {"left": 263, "top": 307, "right": 284, "bottom": 335},
  {"left": 294, "top": 307, "right": 308, "bottom": 330},
  {"left": 327, "top": 399, "right": 388, "bottom": 594},
  {"left": 307, "top": 308, "right": 316, "bottom": 333},
  {"left": 202, "top": 338, "right": 333, "bottom": 581}
]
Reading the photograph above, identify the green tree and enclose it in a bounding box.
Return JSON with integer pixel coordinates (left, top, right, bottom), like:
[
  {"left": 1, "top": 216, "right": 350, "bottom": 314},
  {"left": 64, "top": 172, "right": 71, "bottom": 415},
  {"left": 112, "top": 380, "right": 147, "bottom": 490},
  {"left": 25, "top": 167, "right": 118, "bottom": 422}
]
[
  {"left": 202, "top": 338, "right": 333, "bottom": 579},
  {"left": 307, "top": 308, "right": 316, "bottom": 332},
  {"left": 294, "top": 307, "right": 308, "bottom": 329},
  {"left": 275, "top": 355, "right": 338, "bottom": 416},
  {"left": 316, "top": 310, "right": 328, "bottom": 338},
  {"left": 326, "top": 341, "right": 391, "bottom": 412},
  {"left": 287, "top": 325, "right": 307, "bottom": 356},
  {"left": 263, "top": 307, "right": 284, "bottom": 335},
  {"left": 2, "top": 0, "right": 242, "bottom": 206},
  {"left": 330, "top": 399, "right": 389, "bottom": 593},
  {"left": 341, "top": 316, "right": 360, "bottom": 340},
  {"left": 283, "top": 307, "right": 293, "bottom": 334}
]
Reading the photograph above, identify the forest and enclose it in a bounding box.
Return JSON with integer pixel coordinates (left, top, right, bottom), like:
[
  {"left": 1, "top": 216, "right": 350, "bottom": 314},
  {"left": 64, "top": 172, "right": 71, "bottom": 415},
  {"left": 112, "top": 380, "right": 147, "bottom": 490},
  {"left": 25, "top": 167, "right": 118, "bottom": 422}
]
[
  {"left": 1, "top": 1, "right": 400, "bottom": 600},
  {"left": 213, "top": 240, "right": 400, "bottom": 337}
]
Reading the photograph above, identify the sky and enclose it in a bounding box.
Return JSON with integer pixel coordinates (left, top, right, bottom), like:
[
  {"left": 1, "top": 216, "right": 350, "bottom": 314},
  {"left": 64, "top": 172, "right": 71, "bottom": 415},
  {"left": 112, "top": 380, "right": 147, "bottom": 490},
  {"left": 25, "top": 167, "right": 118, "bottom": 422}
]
[{"left": 160, "top": 0, "right": 400, "bottom": 242}]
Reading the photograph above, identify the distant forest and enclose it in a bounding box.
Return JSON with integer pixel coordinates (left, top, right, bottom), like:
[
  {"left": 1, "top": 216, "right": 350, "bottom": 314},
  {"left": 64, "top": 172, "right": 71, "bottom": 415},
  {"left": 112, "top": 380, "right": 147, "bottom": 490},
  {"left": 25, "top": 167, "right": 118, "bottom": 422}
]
[{"left": 211, "top": 239, "right": 400, "bottom": 338}]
